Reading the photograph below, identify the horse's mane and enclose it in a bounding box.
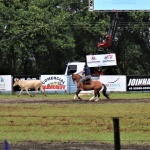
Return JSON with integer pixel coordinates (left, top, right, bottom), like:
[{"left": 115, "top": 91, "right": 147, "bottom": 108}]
[{"left": 72, "top": 73, "right": 82, "bottom": 79}]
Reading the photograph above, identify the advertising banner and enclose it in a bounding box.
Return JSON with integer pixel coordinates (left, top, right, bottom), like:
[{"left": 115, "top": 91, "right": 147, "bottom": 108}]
[
  {"left": 41, "top": 75, "right": 67, "bottom": 91},
  {"left": 0, "top": 75, "right": 12, "bottom": 91},
  {"left": 13, "top": 75, "right": 40, "bottom": 91},
  {"left": 86, "top": 54, "right": 117, "bottom": 67},
  {"left": 127, "top": 76, "right": 150, "bottom": 91},
  {"left": 100, "top": 75, "right": 126, "bottom": 91}
]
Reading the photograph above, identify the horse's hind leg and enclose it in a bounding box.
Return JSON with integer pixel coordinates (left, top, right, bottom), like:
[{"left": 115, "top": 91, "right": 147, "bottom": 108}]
[
  {"left": 97, "top": 91, "right": 100, "bottom": 97},
  {"left": 89, "top": 90, "right": 97, "bottom": 101},
  {"left": 95, "top": 91, "right": 100, "bottom": 102}
]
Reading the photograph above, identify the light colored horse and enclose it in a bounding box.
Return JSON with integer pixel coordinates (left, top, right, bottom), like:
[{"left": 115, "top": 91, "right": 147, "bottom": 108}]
[{"left": 72, "top": 73, "right": 109, "bottom": 101}]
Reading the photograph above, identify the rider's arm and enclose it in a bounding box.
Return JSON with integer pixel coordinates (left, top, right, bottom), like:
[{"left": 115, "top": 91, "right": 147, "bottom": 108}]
[
  {"left": 82, "top": 70, "right": 85, "bottom": 75},
  {"left": 82, "top": 68, "right": 85, "bottom": 75}
]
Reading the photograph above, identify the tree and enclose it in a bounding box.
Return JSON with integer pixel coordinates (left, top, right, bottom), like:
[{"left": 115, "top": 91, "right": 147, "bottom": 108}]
[
  {"left": 0, "top": 1, "right": 150, "bottom": 75},
  {"left": 113, "top": 12, "right": 150, "bottom": 75}
]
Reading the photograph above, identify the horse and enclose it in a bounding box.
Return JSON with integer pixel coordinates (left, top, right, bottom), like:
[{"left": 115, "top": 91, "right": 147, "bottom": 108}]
[{"left": 71, "top": 73, "right": 109, "bottom": 101}]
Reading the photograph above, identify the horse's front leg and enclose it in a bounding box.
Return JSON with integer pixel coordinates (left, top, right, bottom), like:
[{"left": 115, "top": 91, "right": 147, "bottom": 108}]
[
  {"left": 73, "top": 94, "right": 77, "bottom": 100},
  {"left": 76, "top": 89, "right": 82, "bottom": 100},
  {"left": 89, "top": 95, "right": 95, "bottom": 101}
]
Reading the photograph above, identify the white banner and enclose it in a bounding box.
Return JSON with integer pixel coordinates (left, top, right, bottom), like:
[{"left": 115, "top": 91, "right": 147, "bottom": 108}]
[
  {"left": 41, "top": 75, "right": 67, "bottom": 91},
  {"left": 86, "top": 54, "right": 117, "bottom": 67},
  {"left": 0, "top": 75, "right": 12, "bottom": 91},
  {"left": 100, "top": 75, "right": 126, "bottom": 91}
]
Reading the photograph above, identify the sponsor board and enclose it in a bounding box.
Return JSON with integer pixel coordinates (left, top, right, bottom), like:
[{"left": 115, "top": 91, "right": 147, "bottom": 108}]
[
  {"left": 86, "top": 54, "right": 117, "bottom": 67},
  {"left": 41, "top": 75, "right": 67, "bottom": 91},
  {"left": 0, "top": 75, "right": 12, "bottom": 91},
  {"left": 127, "top": 76, "right": 150, "bottom": 91},
  {"left": 100, "top": 75, "right": 126, "bottom": 91}
]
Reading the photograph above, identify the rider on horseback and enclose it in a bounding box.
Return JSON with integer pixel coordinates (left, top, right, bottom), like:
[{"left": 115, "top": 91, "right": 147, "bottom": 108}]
[{"left": 78, "top": 62, "right": 91, "bottom": 91}]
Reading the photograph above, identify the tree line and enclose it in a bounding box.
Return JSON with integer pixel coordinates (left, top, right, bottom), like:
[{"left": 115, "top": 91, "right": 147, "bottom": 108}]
[{"left": 0, "top": 0, "right": 150, "bottom": 75}]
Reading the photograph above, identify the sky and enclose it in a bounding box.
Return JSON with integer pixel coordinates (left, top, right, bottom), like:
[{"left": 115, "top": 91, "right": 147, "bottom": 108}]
[{"left": 93, "top": 0, "right": 150, "bottom": 11}]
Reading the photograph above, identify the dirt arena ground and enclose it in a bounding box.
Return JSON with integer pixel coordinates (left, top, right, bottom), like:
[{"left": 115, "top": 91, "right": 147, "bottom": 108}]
[{"left": 0, "top": 98, "right": 150, "bottom": 150}]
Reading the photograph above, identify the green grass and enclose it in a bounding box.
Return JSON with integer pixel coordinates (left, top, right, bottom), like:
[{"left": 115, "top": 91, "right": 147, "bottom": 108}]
[{"left": 0, "top": 94, "right": 150, "bottom": 145}]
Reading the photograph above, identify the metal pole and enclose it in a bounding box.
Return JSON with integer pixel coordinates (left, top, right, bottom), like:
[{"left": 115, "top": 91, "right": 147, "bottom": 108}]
[{"left": 113, "top": 117, "right": 121, "bottom": 150}]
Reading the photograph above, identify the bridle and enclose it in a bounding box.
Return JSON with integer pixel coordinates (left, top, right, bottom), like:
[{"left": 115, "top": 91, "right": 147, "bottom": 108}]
[{"left": 72, "top": 74, "right": 82, "bottom": 83}]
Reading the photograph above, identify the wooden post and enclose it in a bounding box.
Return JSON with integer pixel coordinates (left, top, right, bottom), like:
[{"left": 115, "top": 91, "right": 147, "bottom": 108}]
[{"left": 113, "top": 117, "right": 121, "bottom": 150}]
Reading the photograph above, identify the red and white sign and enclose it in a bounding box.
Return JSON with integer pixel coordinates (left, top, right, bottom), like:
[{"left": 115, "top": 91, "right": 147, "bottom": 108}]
[
  {"left": 41, "top": 75, "right": 67, "bottom": 91},
  {"left": 86, "top": 54, "right": 117, "bottom": 67}
]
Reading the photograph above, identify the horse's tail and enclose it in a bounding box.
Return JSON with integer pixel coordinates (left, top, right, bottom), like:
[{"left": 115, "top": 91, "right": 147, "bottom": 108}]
[{"left": 102, "top": 84, "right": 109, "bottom": 99}]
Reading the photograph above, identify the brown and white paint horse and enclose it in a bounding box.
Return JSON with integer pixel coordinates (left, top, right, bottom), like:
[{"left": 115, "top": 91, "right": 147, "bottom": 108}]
[{"left": 72, "top": 73, "right": 109, "bottom": 101}]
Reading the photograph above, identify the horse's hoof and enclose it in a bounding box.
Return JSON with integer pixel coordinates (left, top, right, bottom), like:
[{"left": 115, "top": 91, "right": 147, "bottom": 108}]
[
  {"left": 89, "top": 100, "right": 93, "bottom": 102},
  {"left": 94, "top": 99, "right": 99, "bottom": 102}
]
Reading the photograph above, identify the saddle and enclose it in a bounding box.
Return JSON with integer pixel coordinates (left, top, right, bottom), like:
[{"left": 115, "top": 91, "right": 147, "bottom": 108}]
[{"left": 83, "top": 79, "right": 92, "bottom": 85}]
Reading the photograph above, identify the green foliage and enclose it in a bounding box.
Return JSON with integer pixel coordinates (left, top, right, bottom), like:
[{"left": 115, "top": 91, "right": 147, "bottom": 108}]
[
  {"left": 0, "top": 1, "right": 150, "bottom": 75},
  {"left": 114, "top": 12, "right": 150, "bottom": 75}
]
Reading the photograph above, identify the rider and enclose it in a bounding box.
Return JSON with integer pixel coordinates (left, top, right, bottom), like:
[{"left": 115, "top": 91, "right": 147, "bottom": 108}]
[{"left": 78, "top": 62, "right": 91, "bottom": 91}]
